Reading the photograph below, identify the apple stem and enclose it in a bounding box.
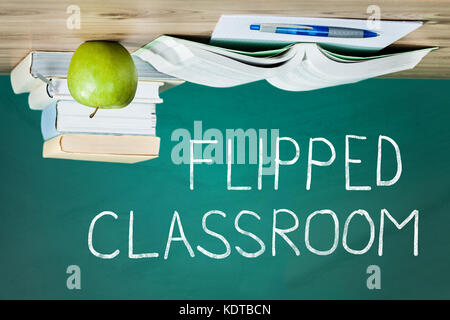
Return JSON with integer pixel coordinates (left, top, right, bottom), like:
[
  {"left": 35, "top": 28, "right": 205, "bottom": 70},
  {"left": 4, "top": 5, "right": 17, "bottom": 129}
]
[{"left": 89, "top": 107, "right": 99, "bottom": 118}]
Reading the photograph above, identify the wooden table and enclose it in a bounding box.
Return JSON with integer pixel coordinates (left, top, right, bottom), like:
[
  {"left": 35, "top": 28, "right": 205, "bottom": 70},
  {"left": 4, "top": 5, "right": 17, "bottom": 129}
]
[{"left": 1, "top": 0, "right": 449, "bottom": 78}]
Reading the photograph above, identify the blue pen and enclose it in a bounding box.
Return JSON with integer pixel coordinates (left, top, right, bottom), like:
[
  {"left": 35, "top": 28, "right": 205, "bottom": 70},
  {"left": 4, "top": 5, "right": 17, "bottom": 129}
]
[{"left": 250, "top": 23, "right": 378, "bottom": 38}]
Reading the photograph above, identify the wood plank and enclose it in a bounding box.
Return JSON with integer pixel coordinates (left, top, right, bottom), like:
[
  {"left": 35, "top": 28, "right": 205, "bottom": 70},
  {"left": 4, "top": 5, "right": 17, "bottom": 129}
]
[{"left": 0, "top": 0, "right": 449, "bottom": 78}]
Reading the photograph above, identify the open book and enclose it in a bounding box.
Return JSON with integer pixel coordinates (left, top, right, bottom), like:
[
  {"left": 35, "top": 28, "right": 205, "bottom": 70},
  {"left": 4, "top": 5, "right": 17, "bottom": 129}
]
[{"left": 134, "top": 36, "right": 435, "bottom": 91}]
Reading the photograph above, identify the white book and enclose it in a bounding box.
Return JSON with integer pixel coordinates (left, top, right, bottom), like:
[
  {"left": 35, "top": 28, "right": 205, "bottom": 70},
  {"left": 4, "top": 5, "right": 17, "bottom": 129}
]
[
  {"left": 11, "top": 51, "right": 184, "bottom": 94},
  {"left": 211, "top": 15, "right": 423, "bottom": 52},
  {"left": 134, "top": 36, "right": 435, "bottom": 91},
  {"left": 28, "top": 79, "right": 163, "bottom": 110},
  {"left": 41, "top": 100, "right": 156, "bottom": 140}
]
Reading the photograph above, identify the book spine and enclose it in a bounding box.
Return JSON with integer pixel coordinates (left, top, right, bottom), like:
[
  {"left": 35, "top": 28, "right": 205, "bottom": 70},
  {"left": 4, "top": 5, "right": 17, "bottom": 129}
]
[
  {"left": 42, "top": 135, "right": 63, "bottom": 157},
  {"left": 28, "top": 82, "right": 55, "bottom": 110},
  {"left": 10, "top": 53, "right": 42, "bottom": 94},
  {"left": 41, "top": 102, "right": 58, "bottom": 140}
]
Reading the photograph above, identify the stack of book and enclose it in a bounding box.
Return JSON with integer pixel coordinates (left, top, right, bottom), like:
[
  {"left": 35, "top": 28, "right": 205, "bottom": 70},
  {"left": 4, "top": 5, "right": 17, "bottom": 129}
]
[{"left": 11, "top": 52, "right": 184, "bottom": 163}]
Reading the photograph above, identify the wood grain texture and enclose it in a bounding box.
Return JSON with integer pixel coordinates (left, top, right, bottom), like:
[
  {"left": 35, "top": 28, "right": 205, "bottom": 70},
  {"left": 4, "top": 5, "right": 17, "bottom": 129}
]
[{"left": 0, "top": 0, "right": 449, "bottom": 78}]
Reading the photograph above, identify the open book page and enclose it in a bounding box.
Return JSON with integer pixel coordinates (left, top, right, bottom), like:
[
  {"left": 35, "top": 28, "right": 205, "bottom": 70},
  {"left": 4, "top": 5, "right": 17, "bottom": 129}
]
[
  {"left": 266, "top": 55, "right": 363, "bottom": 91},
  {"left": 309, "top": 46, "right": 433, "bottom": 80},
  {"left": 173, "top": 38, "right": 295, "bottom": 66},
  {"left": 134, "top": 36, "right": 305, "bottom": 87},
  {"left": 268, "top": 45, "right": 434, "bottom": 91},
  {"left": 320, "top": 47, "right": 438, "bottom": 61}
]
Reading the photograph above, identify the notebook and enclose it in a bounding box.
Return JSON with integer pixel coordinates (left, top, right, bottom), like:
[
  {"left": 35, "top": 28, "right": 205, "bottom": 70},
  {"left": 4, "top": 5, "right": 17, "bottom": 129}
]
[
  {"left": 134, "top": 36, "right": 435, "bottom": 91},
  {"left": 211, "top": 15, "right": 423, "bottom": 52},
  {"left": 41, "top": 100, "right": 157, "bottom": 140}
]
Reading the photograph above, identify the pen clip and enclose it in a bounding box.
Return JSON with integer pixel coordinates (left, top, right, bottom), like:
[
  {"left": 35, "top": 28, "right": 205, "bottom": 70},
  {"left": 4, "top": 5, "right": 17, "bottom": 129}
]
[
  {"left": 276, "top": 24, "right": 314, "bottom": 30},
  {"left": 293, "top": 25, "right": 313, "bottom": 30}
]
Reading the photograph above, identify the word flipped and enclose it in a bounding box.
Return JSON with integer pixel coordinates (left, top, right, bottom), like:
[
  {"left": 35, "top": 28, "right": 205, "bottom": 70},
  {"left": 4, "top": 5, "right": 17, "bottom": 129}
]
[{"left": 187, "top": 134, "right": 402, "bottom": 190}]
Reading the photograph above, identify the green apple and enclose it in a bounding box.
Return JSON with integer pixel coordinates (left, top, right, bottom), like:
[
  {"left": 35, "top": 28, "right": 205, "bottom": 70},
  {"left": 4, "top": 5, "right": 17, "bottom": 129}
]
[{"left": 67, "top": 41, "right": 138, "bottom": 112}]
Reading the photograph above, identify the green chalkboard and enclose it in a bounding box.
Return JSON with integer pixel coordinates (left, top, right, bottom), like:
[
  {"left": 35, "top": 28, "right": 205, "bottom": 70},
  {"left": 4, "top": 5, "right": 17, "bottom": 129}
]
[{"left": 0, "top": 75, "right": 449, "bottom": 299}]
